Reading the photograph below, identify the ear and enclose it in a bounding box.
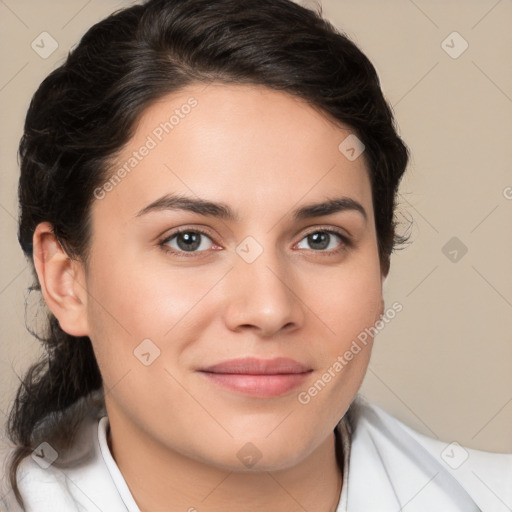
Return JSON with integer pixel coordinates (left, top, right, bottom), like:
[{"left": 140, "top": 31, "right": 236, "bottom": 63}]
[{"left": 32, "top": 222, "right": 89, "bottom": 336}]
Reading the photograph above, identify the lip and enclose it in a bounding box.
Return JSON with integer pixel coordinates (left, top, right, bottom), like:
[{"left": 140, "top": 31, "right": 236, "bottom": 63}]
[{"left": 198, "top": 357, "right": 313, "bottom": 398}]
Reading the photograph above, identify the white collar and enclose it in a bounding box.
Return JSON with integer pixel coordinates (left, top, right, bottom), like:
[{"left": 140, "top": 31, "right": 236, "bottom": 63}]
[
  {"left": 97, "top": 416, "right": 141, "bottom": 511},
  {"left": 10, "top": 396, "right": 511, "bottom": 511}
]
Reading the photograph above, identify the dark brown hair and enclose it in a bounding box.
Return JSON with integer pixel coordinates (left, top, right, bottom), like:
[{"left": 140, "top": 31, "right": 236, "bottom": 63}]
[{"left": 6, "top": 0, "right": 409, "bottom": 507}]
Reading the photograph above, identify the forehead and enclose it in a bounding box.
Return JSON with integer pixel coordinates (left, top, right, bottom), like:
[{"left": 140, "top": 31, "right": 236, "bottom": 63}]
[{"left": 92, "top": 82, "right": 373, "bottom": 226}]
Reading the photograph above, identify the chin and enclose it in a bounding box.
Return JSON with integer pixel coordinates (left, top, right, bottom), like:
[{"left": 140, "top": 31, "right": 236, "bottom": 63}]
[{"left": 209, "top": 435, "right": 313, "bottom": 473}]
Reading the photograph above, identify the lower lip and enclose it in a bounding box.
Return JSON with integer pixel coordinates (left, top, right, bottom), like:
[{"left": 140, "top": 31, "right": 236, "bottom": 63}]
[{"left": 199, "top": 371, "right": 312, "bottom": 398}]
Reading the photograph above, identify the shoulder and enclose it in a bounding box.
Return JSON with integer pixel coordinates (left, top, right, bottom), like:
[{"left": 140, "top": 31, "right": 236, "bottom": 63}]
[
  {"left": 345, "top": 396, "right": 512, "bottom": 511},
  {"left": 0, "top": 411, "right": 100, "bottom": 512},
  {"left": 1, "top": 406, "right": 132, "bottom": 511}
]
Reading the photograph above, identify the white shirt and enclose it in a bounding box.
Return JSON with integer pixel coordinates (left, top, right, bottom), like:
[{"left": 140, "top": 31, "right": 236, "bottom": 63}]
[{"left": 1, "top": 395, "right": 510, "bottom": 511}]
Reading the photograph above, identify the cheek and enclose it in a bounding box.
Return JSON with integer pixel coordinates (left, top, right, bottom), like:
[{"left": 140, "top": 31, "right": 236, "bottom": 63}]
[
  {"left": 297, "top": 268, "right": 380, "bottom": 421},
  {"left": 310, "top": 260, "right": 382, "bottom": 349},
  {"left": 86, "top": 248, "right": 202, "bottom": 330},
  {"left": 83, "top": 249, "right": 222, "bottom": 376}
]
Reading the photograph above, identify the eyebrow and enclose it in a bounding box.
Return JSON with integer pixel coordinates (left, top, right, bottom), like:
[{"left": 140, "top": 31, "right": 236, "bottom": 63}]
[{"left": 135, "top": 193, "right": 367, "bottom": 223}]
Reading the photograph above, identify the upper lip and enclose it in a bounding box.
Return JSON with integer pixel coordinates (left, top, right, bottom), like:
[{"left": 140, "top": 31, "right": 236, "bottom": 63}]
[{"left": 199, "top": 357, "right": 312, "bottom": 375}]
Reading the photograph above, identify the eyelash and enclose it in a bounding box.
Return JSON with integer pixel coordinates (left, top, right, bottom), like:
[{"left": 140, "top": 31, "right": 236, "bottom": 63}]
[{"left": 158, "top": 226, "right": 353, "bottom": 259}]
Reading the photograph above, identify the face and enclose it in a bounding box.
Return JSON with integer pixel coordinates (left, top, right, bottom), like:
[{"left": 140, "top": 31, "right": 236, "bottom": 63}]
[{"left": 79, "top": 82, "right": 384, "bottom": 471}]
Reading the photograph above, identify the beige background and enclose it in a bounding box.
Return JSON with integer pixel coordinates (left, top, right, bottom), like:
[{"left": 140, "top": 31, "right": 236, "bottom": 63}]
[{"left": 0, "top": 0, "right": 510, "bottom": 455}]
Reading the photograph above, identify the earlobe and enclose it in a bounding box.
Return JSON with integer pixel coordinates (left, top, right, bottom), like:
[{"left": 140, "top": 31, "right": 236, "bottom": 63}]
[{"left": 32, "top": 222, "right": 89, "bottom": 337}]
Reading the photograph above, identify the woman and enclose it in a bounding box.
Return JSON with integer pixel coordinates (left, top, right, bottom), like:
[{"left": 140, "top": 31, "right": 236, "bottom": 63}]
[{"left": 1, "top": 0, "right": 510, "bottom": 510}]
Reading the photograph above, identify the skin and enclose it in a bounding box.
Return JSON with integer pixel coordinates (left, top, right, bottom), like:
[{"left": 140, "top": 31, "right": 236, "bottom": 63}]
[{"left": 33, "top": 82, "right": 385, "bottom": 511}]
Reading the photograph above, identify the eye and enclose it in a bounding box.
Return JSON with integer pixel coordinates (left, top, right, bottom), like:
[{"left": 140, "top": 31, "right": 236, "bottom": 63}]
[
  {"left": 295, "top": 229, "right": 351, "bottom": 254},
  {"left": 159, "top": 227, "right": 352, "bottom": 258},
  {"left": 159, "top": 228, "right": 216, "bottom": 257}
]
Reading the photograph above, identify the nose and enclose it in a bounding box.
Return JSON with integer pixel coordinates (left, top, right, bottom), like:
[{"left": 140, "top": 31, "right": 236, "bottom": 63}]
[{"left": 221, "top": 243, "right": 305, "bottom": 338}]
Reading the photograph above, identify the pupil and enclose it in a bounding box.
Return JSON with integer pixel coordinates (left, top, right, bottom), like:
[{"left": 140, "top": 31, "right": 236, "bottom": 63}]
[{"left": 178, "top": 232, "right": 201, "bottom": 251}]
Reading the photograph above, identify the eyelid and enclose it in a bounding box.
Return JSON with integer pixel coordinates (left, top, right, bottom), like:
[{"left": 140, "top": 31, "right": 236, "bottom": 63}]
[{"left": 302, "top": 225, "right": 352, "bottom": 241}]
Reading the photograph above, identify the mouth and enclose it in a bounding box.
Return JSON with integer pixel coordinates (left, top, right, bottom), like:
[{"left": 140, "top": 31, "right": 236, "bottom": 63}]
[{"left": 198, "top": 357, "right": 313, "bottom": 398}]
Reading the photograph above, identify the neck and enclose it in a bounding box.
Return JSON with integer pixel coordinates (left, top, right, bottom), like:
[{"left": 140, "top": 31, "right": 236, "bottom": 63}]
[{"left": 106, "top": 411, "right": 343, "bottom": 512}]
